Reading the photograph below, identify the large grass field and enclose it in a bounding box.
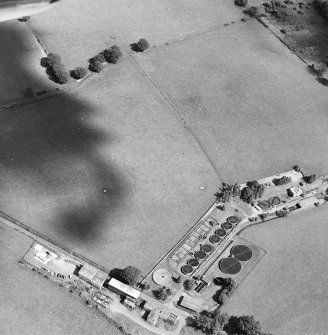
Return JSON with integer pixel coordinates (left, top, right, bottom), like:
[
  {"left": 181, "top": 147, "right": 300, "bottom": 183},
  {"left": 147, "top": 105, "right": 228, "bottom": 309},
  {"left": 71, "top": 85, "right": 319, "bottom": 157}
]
[
  {"left": 29, "top": 0, "right": 244, "bottom": 68},
  {"left": 133, "top": 19, "right": 328, "bottom": 183},
  {"left": 0, "top": 52, "right": 219, "bottom": 273},
  {"left": 223, "top": 205, "right": 328, "bottom": 335},
  {"left": 0, "top": 223, "right": 122, "bottom": 335},
  {"left": 2, "top": 2, "right": 328, "bottom": 334}
]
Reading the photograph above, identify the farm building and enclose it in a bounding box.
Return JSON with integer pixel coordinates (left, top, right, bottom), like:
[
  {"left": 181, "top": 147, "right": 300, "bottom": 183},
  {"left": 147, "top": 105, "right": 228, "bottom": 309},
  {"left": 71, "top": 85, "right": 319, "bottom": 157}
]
[
  {"left": 107, "top": 278, "right": 141, "bottom": 300},
  {"left": 78, "top": 265, "right": 108, "bottom": 289},
  {"left": 179, "top": 295, "right": 204, "bottom": 312}
]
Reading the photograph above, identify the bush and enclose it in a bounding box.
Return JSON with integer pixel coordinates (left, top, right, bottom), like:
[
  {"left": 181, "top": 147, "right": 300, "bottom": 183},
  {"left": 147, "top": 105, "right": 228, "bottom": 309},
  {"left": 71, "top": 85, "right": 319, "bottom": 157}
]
[
  {"left": 70, "top": 67, "right": 88, "bottom": 80},
  {"left": 132, "top": 38, "right": 150, "bottom": 52},
  {"left": 183, "top": 279, "right": 195, "bottom": 291},
  {"left": 153, "top": 287, "right": 172, "bottom": 300},
  {"left": 276, "top": 209, "right": 289, "bottom": 217},
  {"left": 89, "top": 53, "right": 106, "bottom": 64},
  {"left": 40, "top": 53, "right": 61, "bottom": 68},
  {"left": 226, "top": 315, "right": 263, "bottom": 335},
  {"left": 89, "top": 61, "right": 103, "bottom": 73},
  {"left": 218, "top": 293, "right": 229, "bottom": 306},
  {"left": 18, "top": 16, "right": 30, "bottom": 22},
  {"left": 272, "top": 176, "right": 291, "bottom": 186},
  {"left": 234, "top": 0, "right": 248, "bottom": 6},
  {"left": 304, "top": 174, "right": 317, "bottom": 184},
  {"left": 103, "top": 45, "right": 123, "bottom": 64},
  {"left": 293, "top": 165, "right": 303, "bottom": 173}
]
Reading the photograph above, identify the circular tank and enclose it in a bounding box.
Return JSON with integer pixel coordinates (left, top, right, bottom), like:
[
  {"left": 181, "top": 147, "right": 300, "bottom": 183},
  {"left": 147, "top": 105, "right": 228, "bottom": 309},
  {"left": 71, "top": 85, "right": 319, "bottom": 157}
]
[
  {"left": 219, "top": 257, "right": 241, "bottom": 275},
  {"left": 215, "top": 228, "right": 226, "bottom": 237},
  {"left": 194, "top": 250, "right": 206, "bottom": 260},
  {"left": 181, "top": 264, "right": 193, "bottom": 275},
  {"left": 231, "top": 245, "right": 253, "bottom": 262},
  {"left": 227, "top": 216, "right": 239, "bottom": 224},
  {"left": 201, "top": 244, "right": 213, "bottom": 254},
  {"left": 209, "top": 235, "right": 221, "bottom": 244},
  {"left": 188, "top": 258, "right": 200, "bottom": 268},
  {"left": 222, "top": 222, "right": 233, "bottom": 230}
]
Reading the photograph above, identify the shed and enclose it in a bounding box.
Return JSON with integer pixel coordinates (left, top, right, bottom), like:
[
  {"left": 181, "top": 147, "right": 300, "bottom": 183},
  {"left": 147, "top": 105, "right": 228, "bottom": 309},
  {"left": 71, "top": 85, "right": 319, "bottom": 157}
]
[
  {"left": 180, "top": 295, "right": 204, "bottom": 312},
  {"left": 107, "top": 278, "right": 141, "bottom": 300},
  {"left": 287, "top": 187, "right": 303, "bottom": 198}
]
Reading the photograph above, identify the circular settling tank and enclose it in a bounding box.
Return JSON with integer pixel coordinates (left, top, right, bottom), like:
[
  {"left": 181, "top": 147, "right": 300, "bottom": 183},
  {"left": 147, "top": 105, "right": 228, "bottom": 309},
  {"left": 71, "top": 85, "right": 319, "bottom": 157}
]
[
  {"left": 188, "top": 258, "right": 200, "bottom": 268},
  {"left": 201, "top": 244, "right": 213, "bottom": 254},
  {"left": 231, "top": 245, "right": 253, "bottom": 262},
  {"left": 219, "top": 257, "right": 241, "bottom": 275},
  {"left": 209, "top": 235, "right": 221, "bottom": 244},
  {"left": 194, "top": 250, "right": 206, "bottom": 260},
  {"left": 227, "top": 216, "right": 239, "bottom": 224},
  {"left": 181, "top": 264, "right": 193, "bottom": 275},
  {"left": 222, "top": 222, "right": 233, "bottom": 230},
  {"left": 152, "top": 268, "right": 173, "bottom": 286},
  {"left": 215, "top": 229, "right": 226, "bottom": 237}
]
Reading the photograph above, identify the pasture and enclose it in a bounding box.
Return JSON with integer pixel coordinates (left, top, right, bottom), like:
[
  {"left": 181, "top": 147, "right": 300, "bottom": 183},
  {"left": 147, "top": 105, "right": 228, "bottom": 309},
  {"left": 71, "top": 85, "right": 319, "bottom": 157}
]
[
  {"left": 134, "top": 19, "right": 328, "bottom": 183},
  {"left": 223, "top": 204, "right": 328, "bottom": 335},
  {"left": 0, "top": 223, "right": 121, "bottom": 335},
  {"left": 29, "top": 0, "right": 244, "bottom": 68}
]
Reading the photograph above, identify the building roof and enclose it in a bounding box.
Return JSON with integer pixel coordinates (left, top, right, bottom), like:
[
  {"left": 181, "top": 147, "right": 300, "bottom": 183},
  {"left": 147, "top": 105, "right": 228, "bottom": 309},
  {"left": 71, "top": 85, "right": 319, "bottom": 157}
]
[
  {"left": 180, "top": 295, "right": 204, "bottom": 312},
  {"left": 79, "top": 264, "right": 98, "bottom": 281},
  {"left": 92, "top": 270, "right": 108, "bottom": 288},
  {"left": 108, "top": 278, "right": 141, "bottom": 300}
]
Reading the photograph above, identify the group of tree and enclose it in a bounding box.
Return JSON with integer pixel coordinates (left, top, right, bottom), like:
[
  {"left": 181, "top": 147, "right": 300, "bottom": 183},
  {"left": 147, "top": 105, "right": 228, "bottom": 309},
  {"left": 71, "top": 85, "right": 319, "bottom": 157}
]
[
  {"left": 187, "top": 309, "right": 229, "bottom": 335},
  {"left": 188, "top": 311, "right": 272, "bottom": 335},
  {"left": 215, "top": 183, "right": 241, "bottom": 203},
  {"left": 131, "top": 38, "right": 150, "bottom": 52},
  {"left": 153, "top": 287, "right": 172, "bottom": 300},
  {"left": 275, "top": 209, "right": 289, "bottom": 218},
  {"left": 272, "top": 176, "right": 291, "bottom": 186},
  {"left": 88, "top": 45, "right": 123, "bottom": 73},
  {"left": 41, "top": 53, "right": 69, "bottom": 84},
  {"left": 213, "top": 278, "right": 237, "bottom": 307},
  {"left": 240, "top": 181, "right": 265, "bottom": 204}
]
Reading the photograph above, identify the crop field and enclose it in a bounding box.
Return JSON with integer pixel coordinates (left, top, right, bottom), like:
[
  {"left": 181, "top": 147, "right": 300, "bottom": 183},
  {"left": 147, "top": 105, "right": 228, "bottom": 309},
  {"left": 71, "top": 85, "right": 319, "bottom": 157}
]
[
  {"left": 134, "top": 19, "right": 328, "bottom": 183},
  {"left": 29, "top": 0, "right": 244, "bottom": 68},
  {"left": 223, "top": 205, "right": 328, "bottom": 335},
  {"left": 0, "top": 223, "right": 121, "bottom": 335}
]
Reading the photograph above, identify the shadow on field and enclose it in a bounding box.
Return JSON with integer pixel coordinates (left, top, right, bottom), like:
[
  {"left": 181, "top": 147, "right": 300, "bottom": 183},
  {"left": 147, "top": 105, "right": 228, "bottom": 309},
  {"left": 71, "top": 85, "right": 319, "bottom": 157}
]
[{"left": 0, "top": 24, "right": 126, "bottom": 242}]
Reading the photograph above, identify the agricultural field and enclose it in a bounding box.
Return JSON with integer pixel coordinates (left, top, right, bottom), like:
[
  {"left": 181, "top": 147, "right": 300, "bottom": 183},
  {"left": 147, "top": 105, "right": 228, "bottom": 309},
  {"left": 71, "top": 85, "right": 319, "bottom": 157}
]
[
  {"left": 28, "top": 0, "right": 244, "bottom": 68},
  {"left": 223, "top": 204, "right": 328, "bottom": 335},
  {"left": 133, "top": 19, "right": 328, "bottom": 183},
  {"left": 0, "top": 223, "right": 121, "bottom": 335}
]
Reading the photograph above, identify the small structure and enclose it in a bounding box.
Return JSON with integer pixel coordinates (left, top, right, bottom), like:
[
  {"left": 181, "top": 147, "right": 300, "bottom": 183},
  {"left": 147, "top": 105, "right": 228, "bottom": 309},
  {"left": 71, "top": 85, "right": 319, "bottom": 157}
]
[
  {"left": 179, "top": 295, "right": 204, "bottom": 312},
  {"left": 287, "top": 187, "right": 303, "bottom": 198},
  {"left": 124, "top": 296, "right": 137, "bottom": 309},
  {"left": 78, "top": 265, "right": 108, "bottom": 289},
  {"left": 107, "top": 278, "right": 141, "bottom": 300},
  {"left": 147, "top": 308, "right": 178, "bottom": 326},
  {"left": 33, "top": 244, "right": 57, "bottom": 265}
]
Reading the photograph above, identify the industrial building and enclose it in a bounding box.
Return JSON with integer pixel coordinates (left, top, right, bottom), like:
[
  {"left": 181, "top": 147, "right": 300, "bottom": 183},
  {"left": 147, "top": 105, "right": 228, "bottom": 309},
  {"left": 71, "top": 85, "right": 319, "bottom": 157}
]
[{"left": 107, "top": 278, "right": 141, "bottom": 300}]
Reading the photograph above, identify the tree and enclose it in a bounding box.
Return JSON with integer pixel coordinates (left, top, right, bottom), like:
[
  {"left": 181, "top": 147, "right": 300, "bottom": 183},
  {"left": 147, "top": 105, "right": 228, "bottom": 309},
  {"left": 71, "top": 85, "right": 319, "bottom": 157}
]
[
  {"left": 46, "top": 63, "right": 69, "bottom": 84},
  {"left": 103, "top": 45, "right": 123, "bottom": 64},
  {"left": 70, "top": 67, "right": 87, "bottom": 79},
  {"left": 89, "top": 60, "right": 103, "bottom": 73},
  {"left": 293, "top": 165, "right": 303, "bottom": 173},
  {"left": 276, "top": 209, "right": 289, "bottom": 217},
  {"left": 40, "top": 53, "right": 61, "bottom": 68},
  {"left": 221, "top": 278, "right": 237, "bottom": 292},
  {"left": 153, "top": 287, "right": 171, "bottom": 300},
  {"left": 134, "top": 38, "right": 150, "bottom": 52},
  {"left": 272, "top": 176, "right": 291, "bottom": 186},
  {"left": 192, "top": 314, "right": 214, "bottom": 333},
  {"left": 183, "top": 279, "right": 195, "bottom": 291},
  {"left": 121, "top": 266, "right": 141, "bottom": 285},
  {"left": 89, "top": 53, "right": 106, "bottom": 64},
  {"left": 226, "top": 315, "right": 262, "bottom": 335}
]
